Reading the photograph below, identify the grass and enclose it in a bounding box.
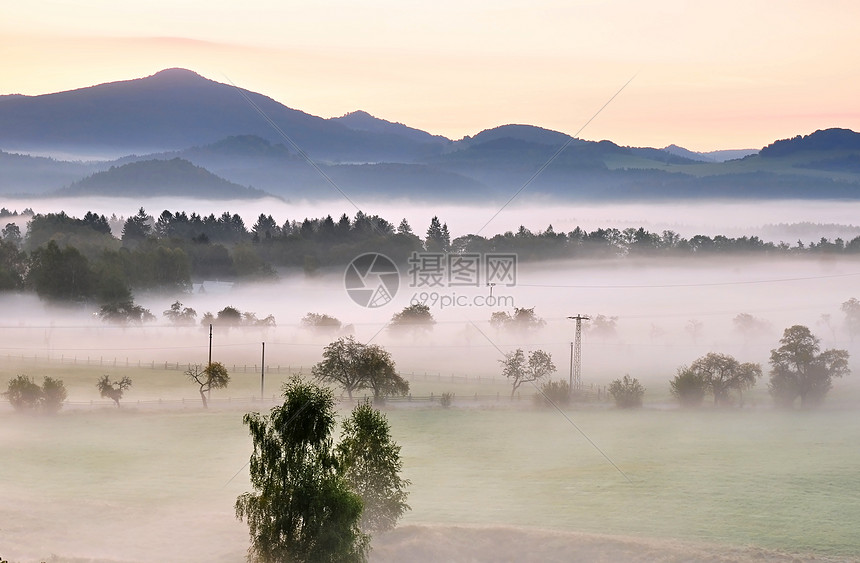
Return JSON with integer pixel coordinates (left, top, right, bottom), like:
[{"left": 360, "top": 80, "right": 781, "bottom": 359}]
[{"left": 2, "top": 362, "right": 860, "bottom": 561}]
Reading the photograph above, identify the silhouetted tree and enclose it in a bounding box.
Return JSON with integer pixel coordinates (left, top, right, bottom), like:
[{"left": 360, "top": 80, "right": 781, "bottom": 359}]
[
  {"left": 500, "top": 348, "right": 556, "bottom": 398},
  {"left": 684, "top": 353, "right": 762, "bottom": 406},
  {"left": 389, "top": 304, "right": 435, "bottom": 334},
  {"left": 769, "top": 325, "right": 850, "bottom": 408},
  {"left": 300, "top": 312, "right": 343, "bottom": 333},
  {"left": 96, "top": 375, "right": 132, "bottom": 407},
  {"left": 186, "top": 362, "right": 230, "bottom": 408},
  {"left": 163, "top": 301, "right": 198, "bottom": 326}
]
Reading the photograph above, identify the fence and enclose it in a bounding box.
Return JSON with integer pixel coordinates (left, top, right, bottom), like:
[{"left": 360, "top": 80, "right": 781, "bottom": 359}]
[{"left": 1, "top": 352, "right": 511, "bottom": 383}]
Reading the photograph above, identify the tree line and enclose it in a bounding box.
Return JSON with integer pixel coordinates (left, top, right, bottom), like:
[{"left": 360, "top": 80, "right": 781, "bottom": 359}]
[{"left": 4, "top": 208, "right": 860, "bottom": 302}]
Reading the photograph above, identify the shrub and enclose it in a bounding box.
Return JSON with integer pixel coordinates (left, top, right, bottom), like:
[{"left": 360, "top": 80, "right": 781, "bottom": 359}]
[
  {"left": 3, "top": 375, "right": 42, "bottom": 411},
  {"left": 669, "top": 367, "right": 707, "bottom": 407},
  {"left": 608, "top": 375, "right": 645, "bottom": 408},
  {"left": 534, "top": 379, "right": 570, "bottom": 407},
  {"left": 40, "top": 376, "right": 68, "bottom": 414},
  {"left": 440, "top": 392, "right": 453, "bottom": 408}
]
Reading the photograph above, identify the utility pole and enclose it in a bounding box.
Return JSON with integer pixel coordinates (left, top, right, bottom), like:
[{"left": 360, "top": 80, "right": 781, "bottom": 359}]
[
  {"left": 567, "top": 315, "right": 590, "bottom": 393},
  {"left": 260, "top": 342, "right": 265, "bottom": 400},
  {"left": 208, "top": 324, "right": 213, "bottom": 401}
]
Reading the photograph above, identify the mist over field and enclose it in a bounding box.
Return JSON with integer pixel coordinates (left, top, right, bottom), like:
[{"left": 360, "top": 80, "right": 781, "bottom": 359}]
[{"left": 3, "top": 200, "right": 860, "bottom": 562}]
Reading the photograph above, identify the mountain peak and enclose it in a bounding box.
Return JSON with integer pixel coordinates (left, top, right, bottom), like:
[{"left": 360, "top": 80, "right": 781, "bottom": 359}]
[{"left": 150, "top": 68, "right": 203, "bottom": 79}]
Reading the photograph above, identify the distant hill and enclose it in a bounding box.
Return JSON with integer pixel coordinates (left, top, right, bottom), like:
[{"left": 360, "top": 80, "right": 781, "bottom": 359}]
[
  {"left": 760, "top": 128, "right": 860, "bottom": 157},
  {"left": 2, "top": 69, "right": 860, "bottom": 202},
  {"left": 0, "top": 150, "right": 103, "bottom": 196},
  {"left": 663, "top": 145, "right": 758, "bottom": 163},
  {"left": 459, "top": 124, "right": 580, "bottom": 148},
  {"left": 330, "top": 111, "right": 450, "bottom": 147},
  {"left": 61, "top": 158, "right": 271, "bottom": 199}
]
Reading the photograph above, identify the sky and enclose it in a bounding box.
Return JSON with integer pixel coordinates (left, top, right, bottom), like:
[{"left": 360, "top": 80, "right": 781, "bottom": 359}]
[{"left": 2, "top": 0, "right": 859, "bottom": 152}]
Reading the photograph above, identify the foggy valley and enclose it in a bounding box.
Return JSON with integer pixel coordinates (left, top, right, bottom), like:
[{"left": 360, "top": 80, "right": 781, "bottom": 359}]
[
  {"left": 4, "top": 43, "right": 860, "bottom": 561},
  {"left": 2, "top": 196, "right": 860, "bottom": 562}
]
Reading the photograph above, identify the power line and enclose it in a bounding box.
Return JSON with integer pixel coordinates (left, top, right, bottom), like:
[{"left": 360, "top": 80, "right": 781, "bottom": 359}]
[{"left": 517, "top": 271, "right": 860, "bottom": 289}]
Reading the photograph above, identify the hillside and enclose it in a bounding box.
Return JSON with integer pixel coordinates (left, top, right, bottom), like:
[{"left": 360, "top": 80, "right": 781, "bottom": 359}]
[{"left": 61, "top": 157, "right": 271, "bottom": 199}]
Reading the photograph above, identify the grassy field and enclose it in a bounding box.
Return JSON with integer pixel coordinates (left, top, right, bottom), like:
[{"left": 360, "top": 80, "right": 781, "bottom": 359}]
[{"left": 2, "top": 362, "right": 860, "bottom": 562}]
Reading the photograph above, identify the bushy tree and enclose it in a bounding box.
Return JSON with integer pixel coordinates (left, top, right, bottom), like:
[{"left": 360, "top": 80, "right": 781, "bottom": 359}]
[
  {"left": 769, "top": 325, "right": 850, "bottom": 408},
  {"left": 608, "top": 375, "right": 645, "bottom": 408},
  {"left": 300, "top": 312, "right": 342, "bottom": 333},
  {"left": 669, "top": 367, "right": 707, "bottom": 407},
  {"left": 359, "top": 344, "right": 408, "bottom": 404},
  {"left": 3, "top": 375, "right": 67, "bottom": 414},
  {"left": 500, "top": 348, "right": 556, "bottom": 398},
  {"left": 490, "top": 307, "right": 546, "bottom": 332},
  {"left": 40, "top": 377, "right": 67, "bottom": 414},
  {"left": 313, "top": 337, "right": 367, "bottom": 400},
  {"left": 337, "top": 400, "right": 410, "bottom": 534},
  {"left": 388, "top": 304, "right": 435, "bottom": 334},
  {"left": 235, "top": 379, "right": 368, "bottom": 563},
  {"left": 312, "top": 337, "right": 408, "bottom": 403},
  {"left": 684, "top": 353, "right": 762, "bottom": 406},
  {"left": 186, "top": 362, "right": 230, "bottom": 408},
  {"left": 98, "top": 300, "right": 156, "bottom": 325},
  {"left": 164, "top": 301, "right": 198, "bottom": 326},
  {"left": 217, "top": 306, "right": 243, "bottom": 326},
  {"left": 3, "top": 375, "right": 42, "bottom": 412},
  {"left": 97, "top": 375, "right": 133, "bottom": 407},
  {"left": 27, "top": 240, "right": 94, "bottom": 301}
]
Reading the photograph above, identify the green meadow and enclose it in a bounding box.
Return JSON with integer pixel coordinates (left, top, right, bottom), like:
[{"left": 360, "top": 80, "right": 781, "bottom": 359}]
[{"left": 2, "top": 361, "right": 859, "bottom": 562}]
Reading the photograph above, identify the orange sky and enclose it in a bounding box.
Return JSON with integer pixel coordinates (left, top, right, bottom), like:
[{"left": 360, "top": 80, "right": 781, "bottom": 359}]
[{"left": 2, "top": 0, "right": 859, "bottom": 151}]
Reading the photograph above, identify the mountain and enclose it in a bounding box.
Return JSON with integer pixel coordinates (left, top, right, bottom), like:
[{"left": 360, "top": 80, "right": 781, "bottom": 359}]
[
  {"left": 0, "top": 69, "right": 444, "bottom": 162},
  {"left": 2, "top": 70, "right": 860, "bottom": 202},
  {"left": 61, "top": 157, "right": 271, "bottom": 199}
]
